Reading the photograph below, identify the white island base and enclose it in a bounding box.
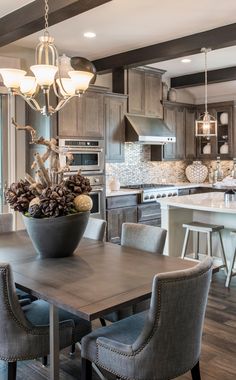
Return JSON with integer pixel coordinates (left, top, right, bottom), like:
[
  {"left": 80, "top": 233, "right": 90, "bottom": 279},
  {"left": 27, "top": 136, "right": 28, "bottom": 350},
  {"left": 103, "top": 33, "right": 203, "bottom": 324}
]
[{"left": 160, "top": 192, "right": 236, "bottom": 268}]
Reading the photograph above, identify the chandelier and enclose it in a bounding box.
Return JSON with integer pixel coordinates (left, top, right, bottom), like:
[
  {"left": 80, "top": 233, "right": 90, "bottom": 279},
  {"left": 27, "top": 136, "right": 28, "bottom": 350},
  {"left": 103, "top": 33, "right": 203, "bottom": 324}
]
[
  {"left": 195, "top": 48, "right": 217, "bottom": 136},
  {"left": 0, "top": 0, "right": 96, "bottom": 116}
]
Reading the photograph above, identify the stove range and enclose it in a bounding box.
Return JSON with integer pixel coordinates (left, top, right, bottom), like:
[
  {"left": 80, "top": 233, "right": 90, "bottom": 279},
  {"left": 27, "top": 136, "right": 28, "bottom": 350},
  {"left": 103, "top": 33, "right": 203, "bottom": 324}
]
[{"left": 121, "top": 184, "right": 179, "bottom": 203}]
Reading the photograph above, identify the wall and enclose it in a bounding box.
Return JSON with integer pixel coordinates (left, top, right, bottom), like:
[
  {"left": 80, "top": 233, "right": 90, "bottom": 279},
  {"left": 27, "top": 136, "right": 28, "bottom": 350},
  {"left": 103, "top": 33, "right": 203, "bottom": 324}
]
[{"left": 106, "top": 143, "right": 233, "bottom": 185}]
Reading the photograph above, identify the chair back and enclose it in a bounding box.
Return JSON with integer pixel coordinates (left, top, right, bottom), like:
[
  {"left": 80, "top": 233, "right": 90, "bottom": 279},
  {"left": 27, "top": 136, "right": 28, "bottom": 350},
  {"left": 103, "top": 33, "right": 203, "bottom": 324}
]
[
  {"left": 0, "top": 213, "right": 13, "bottom": 233},
  {"left": 132, "top": 258, "right": 213, "bottom": 380},
  {"left": 83, "top": 217, "right": 107, "bottom": 241},
  {"left": 0, "top": 263, "right": 33, "bottom": 359},
  {"left": 121, "top": 222, "right": 166, "bottom": 254}
]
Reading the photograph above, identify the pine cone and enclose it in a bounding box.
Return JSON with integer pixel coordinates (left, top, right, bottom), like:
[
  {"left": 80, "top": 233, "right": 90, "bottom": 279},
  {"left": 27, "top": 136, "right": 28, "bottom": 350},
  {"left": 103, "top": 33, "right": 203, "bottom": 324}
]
[
  {"left": 5, "top": 180, "right": 35, "bottom": 212},
  {"left": 38, "top": 185, "right": 75, "bottom": 218},
  {"left": 65, "top": 173, "right": 92, "bottom": 195}
]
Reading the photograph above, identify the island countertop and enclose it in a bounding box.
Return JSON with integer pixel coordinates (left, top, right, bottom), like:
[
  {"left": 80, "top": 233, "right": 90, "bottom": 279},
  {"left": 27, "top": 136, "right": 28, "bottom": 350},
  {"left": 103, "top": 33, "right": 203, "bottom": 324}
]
[{"left": 159, "top": 191, "right": 236, "bottom": 214}]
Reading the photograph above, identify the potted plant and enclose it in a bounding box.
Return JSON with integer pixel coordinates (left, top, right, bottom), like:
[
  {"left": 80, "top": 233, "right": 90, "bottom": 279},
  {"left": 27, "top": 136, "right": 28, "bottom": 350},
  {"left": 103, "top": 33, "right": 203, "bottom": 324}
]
[{"left": 5, "top": 119, "right": 93, "bottom": 258}]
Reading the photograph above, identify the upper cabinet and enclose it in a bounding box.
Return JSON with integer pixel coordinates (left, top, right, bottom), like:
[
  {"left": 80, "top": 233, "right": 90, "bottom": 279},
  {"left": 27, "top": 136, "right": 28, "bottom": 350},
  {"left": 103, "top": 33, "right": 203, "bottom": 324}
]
[
  {"left": 58, "top": 88, "right": 105, "bottom": 138},
  {"left": 104, "top": 93, "right": 127, "bottom": 163},
  {"left": 160, "top": 101, "right": 196, "bottom": 160},
  {"left": 127, "top": 68, "right": 164, "bottom": 118},
  {"left": 196, "top": 101, "right": 234, "bottom": 160}
]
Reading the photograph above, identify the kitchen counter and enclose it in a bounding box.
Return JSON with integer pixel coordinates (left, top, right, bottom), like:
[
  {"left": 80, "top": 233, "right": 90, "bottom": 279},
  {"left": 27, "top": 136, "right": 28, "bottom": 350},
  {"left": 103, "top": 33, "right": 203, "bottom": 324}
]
[
  {"left": 106, "top": 183, "right": 213, "bottom": 197},
  {"left": 159, "top": 192, "right": 236, "bottom": 261}
]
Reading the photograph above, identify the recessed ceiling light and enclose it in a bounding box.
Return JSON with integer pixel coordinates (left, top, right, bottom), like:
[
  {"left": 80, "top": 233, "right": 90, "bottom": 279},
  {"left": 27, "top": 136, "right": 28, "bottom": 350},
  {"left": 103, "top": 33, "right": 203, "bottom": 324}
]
[
  {"left": 181, "top": 58, "right": 191, "bottom": 63},
  {"left": 83, "top": 32, "right": 96, "bottom": 38}
]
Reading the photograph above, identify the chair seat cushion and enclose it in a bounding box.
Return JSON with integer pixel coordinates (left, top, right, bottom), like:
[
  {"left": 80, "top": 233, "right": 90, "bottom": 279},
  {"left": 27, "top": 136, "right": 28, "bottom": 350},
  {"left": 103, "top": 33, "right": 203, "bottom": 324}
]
[
  {"left": 23, "top": 300, "right": 91, "bottom": 342},
  {"left": 82, "top": 311, "right": 147, "bottom": 363}
]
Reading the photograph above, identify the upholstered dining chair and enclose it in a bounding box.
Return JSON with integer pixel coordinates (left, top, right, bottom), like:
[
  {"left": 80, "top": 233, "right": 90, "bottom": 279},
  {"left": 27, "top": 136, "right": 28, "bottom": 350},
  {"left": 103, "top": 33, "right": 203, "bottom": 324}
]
[
  {"left": 83, "top": 217, "right": 107, "bottom": 241},
  {"left": 0, "top": 262, "right": 91, "bottom": 380},
  {"left": 81, "top": 257, "right": 213, "bottom": 380},
  {"left": 101, "top": 222, "right": 167, "bottom": 324}
]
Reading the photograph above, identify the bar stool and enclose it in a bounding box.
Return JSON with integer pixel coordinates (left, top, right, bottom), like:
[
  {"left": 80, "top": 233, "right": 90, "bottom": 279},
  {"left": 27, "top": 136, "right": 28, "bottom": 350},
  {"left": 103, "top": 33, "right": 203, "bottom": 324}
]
[
  {"left": 225, "top": 231, "right": 236, "bottom": 287},
  {"left": 181, "top": 221, "right": 228, "bottom": 271}
]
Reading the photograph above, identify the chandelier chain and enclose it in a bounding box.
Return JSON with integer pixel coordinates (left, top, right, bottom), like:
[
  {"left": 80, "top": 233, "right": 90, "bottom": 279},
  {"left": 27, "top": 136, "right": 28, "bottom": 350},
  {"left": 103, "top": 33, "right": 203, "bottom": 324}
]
[
  {"left": 204, "top": 49, "right": 208, "bottom": 114},
  {"left": 44, "top": 0, "right": 49, "bottom": 35}
]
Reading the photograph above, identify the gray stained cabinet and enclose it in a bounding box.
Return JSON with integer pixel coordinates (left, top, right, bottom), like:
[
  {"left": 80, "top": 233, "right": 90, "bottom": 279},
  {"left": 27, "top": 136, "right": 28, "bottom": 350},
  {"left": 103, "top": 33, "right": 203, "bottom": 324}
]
[
  {"left": 58, "top": 90, "right": 104, "bottom": 138},
  {"left": 163, "top": 104, "right": 186, "bottom": 160},
  {"left": 128, "top": 68, "right": 163, "bottom": 118},
  {"left": 106, "top": 194, "right": 138, "bottom": 244},
  {"left": 196, "top": 102, "right": 233, "bottom": 160},
  {"left": 105, "top": 94, "right": 127, "bottom": 163}
]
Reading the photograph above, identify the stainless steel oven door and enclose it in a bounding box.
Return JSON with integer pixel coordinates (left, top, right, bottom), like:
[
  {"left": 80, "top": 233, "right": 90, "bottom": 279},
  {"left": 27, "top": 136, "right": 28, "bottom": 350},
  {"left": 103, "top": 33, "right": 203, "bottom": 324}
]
[
  {"left": 59, "top": 139, "right": 104, "bottom": 174},
  {"left": 89, "top": 186, "right": 105, "bottom": 220}
]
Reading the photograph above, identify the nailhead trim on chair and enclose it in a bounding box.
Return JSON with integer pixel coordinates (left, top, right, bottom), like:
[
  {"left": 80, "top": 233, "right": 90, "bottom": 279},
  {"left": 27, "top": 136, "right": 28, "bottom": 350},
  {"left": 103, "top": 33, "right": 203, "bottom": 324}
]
[
  {"left": 93, "top": 266, "right": 209, "bottom": 380},
  {"left": 0, "top": 266, "right": 72, "bottom": 362}
]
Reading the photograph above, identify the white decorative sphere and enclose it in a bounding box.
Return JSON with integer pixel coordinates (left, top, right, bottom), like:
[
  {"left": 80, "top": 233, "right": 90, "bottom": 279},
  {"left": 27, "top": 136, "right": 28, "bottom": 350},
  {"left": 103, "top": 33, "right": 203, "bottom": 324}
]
[
  {"left": 185, "top": 161, "right": 208, "bottom": 183},
  {"left": 74, "top": 194, "right": 93, "bottom": 212}
]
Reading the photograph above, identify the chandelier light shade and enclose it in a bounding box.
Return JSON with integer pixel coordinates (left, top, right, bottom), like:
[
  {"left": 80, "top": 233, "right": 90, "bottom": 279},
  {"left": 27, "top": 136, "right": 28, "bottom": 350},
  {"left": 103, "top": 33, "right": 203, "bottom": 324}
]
[
  {"left": 0, "top": 0, "right": 96, "bottom": 116},
  {"left": 195, "top": 48, "right": 217, "bottom": 137}
]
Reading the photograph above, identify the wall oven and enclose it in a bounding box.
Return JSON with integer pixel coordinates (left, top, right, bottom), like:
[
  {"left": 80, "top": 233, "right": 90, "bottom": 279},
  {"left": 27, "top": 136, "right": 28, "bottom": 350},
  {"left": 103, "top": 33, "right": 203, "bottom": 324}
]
[
  {"left": 88, "top": 175, "right": 105, "bottom": 220},
  {"left": 59, "top": 139, "right": 104, "bottom": 175}
]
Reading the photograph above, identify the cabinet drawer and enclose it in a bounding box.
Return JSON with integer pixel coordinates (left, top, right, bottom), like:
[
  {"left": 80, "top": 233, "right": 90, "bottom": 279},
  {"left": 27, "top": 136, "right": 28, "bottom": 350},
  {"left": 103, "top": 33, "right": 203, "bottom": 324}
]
[
  {"left": 137, "top": 203, "right": 161, "bottom": 222},
  {"left": 139, "top": 218, "right": 161, "bottom": 227},
  {"left": 106, "top": 194, "right": 138, "bottom": 209}
]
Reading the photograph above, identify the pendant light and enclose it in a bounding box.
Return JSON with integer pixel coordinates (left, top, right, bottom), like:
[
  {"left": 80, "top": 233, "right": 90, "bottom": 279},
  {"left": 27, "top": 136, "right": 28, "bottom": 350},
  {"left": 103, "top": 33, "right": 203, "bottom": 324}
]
[
  {"left": 0, "top": 0, "right": 96, "bottom": 116},
  {"left": 195, "top": 48, "right": 217, "bottom": 136}
]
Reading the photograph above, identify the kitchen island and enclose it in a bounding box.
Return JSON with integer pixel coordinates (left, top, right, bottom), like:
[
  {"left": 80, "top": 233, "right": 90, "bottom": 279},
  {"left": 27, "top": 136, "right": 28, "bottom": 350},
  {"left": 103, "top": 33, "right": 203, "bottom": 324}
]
[{"left": 160, "top": 192, "right": 236, "bottom": 264}]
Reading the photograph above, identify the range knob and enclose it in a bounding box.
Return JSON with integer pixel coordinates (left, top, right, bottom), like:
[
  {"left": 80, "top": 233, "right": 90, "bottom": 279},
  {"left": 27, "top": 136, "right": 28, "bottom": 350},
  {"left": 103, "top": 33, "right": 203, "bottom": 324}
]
[
  {"left": 144, "top": 195, "right": 150, "bottom": 201},
  {"left": 168, "top": 192, "right": 172, "bottom": 197},
  {"left": 161, "top": 194, "right": 166, "bottom": 197},
  {"left": 156, "top": 194, "right": 161, "bottom": 198},
  {"left": 150, "top": 194, "right": 155, "bottom": 200}
]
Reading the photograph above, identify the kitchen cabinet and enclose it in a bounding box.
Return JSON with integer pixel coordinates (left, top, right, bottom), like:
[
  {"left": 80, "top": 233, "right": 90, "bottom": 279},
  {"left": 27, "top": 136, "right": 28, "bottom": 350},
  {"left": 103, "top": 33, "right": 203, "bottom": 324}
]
[
  {"left": 58, "top": 88, "right": 105, "bottom": 138},
  {"left": 151, "top": 102, "right": 196, "bottom": 161},
  {"left": 106, "top": 194, "right": 138, "bottom": 244},
  {"left": 104, "top": 93, "right": 127, "bottom": 163},
  {"left": 196, "top": 101, "right": 234, "bottom": 159},
  {"left": 127, "top": 67, "right": 164, "bottom": 118}
]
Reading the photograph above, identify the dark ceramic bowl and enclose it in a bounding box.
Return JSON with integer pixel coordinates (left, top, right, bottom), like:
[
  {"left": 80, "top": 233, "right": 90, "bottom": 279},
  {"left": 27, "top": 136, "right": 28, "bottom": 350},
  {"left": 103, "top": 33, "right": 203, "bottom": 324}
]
[{"left": 23, "top": 211, "right": 90, "bottom": 259}]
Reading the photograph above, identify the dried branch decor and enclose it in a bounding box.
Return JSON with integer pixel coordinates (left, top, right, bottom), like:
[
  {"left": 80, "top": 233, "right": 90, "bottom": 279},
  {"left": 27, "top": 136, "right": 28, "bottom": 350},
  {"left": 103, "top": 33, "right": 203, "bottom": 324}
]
[{"left": 6, "top": 119, "right": 92, "bottom": 218}]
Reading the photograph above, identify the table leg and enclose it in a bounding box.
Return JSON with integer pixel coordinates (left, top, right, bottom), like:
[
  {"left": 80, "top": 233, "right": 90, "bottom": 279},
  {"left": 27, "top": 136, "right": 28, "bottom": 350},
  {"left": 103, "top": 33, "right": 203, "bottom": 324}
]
[{"left": 49, "top": 304, "right": 59, "bottom": 380}]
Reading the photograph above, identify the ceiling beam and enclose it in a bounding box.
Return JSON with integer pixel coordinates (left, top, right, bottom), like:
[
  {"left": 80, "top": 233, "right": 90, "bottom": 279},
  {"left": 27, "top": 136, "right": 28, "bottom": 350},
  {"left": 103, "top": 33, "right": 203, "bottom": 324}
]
[
  {"left": 171, "top": 66, "right": 236, "bottom": 88},
  {"left": 93, "top": 23, "right": 236, "bottom": 73},
  {"left": 0, "top": 0, "right": 112, "bottom": 47}
]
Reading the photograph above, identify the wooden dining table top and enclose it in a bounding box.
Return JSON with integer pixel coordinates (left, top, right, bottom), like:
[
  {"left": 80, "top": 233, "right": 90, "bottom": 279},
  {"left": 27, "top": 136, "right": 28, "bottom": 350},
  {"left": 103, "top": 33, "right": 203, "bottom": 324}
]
[{"left": 0, "top": 230, "right": 196, "bottom": 321}]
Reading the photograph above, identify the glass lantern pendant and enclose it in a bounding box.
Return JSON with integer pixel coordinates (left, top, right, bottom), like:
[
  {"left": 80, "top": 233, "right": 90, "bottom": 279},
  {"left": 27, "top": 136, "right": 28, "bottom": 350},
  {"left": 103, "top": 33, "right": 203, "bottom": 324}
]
[
  {"left": 0, "top": 0, "right": 96, "bottom": 116},
  {"left": 195, "top": 48, "right": 217, "bottom": 137}
]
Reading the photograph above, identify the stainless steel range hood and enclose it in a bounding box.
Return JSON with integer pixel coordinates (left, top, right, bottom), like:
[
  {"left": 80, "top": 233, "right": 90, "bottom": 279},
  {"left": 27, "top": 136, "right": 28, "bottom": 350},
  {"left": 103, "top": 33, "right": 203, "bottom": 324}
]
[{"left": 125, "top": 114, "right": 176, "bottom": 145}]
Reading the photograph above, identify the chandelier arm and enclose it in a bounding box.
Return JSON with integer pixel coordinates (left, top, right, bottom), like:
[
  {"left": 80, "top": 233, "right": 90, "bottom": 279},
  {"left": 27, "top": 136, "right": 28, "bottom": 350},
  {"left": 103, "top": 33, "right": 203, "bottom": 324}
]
[
  {"left": 15, "top": 92, "right": 41, "bottom": 112},
  {"left": 54, "top": 96, "right": 76, "bottom": 112}
]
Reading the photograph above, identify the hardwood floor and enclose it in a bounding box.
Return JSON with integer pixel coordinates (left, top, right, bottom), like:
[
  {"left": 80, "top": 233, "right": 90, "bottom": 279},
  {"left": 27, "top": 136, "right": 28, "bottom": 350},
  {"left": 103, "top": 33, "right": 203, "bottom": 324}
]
[{"left": 0, "top": 271, "right": 235, "bottom": 379}]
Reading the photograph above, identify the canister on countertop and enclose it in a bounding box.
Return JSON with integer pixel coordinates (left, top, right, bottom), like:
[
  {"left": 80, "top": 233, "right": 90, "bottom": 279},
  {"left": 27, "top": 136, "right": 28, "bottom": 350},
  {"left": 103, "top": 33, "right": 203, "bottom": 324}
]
[{"left": 224, "top": 189, "right": 236, "bottom": 204}]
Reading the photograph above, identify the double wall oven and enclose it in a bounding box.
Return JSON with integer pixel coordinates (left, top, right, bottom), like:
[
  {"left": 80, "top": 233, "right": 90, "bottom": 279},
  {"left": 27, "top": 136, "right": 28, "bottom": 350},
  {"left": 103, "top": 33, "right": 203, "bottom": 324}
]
[{"left": 59, "top": 139, "right": 105, "bottom": 219}]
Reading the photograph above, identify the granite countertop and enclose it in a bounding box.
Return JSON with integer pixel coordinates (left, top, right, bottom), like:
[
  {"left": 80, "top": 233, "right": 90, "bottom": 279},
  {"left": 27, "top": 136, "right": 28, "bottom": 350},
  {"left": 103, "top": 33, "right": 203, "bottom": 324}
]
[
  {"left": 106, "top": 183, "right": 213, "bottom": 197},
  {"left": 159, "top": 191, "right": 236, "bottom": 214}
]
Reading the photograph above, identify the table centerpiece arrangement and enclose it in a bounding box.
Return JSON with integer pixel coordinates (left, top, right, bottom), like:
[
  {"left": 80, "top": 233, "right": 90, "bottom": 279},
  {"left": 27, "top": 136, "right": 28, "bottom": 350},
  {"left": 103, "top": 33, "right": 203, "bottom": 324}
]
[{"left": 5, "top": 119, "right": 93, "bottom": 258}]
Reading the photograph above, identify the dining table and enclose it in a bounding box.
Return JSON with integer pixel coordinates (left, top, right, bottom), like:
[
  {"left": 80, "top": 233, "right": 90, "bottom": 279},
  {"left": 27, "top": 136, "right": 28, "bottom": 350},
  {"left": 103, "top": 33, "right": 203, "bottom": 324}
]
[{"left": 0, "top": 230, "right": 196, "bottom": 380}]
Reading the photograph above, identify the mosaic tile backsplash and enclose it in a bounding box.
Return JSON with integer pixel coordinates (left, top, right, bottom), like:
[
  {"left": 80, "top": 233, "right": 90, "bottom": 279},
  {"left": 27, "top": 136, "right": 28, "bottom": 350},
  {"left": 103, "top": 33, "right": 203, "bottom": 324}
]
[{"left": 106, "top": 143, "right": 233, "bottom": 185}]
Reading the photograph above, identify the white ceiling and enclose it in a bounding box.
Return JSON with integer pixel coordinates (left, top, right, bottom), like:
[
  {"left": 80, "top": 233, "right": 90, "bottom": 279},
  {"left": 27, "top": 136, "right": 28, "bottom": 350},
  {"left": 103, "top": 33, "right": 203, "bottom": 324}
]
[
  {"left": 2, "top": 0, "right": 236, "bottom": 78},
  {"left": 0, "top": 0, "right": 34, "bottom": 17}
]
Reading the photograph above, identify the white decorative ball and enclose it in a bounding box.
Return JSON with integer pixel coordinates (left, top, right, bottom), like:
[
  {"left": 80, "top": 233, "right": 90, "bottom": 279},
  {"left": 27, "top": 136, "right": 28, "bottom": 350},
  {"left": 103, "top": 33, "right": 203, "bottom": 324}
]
[{"left": 74, "top": 194, "right": 93, "bottom": 212}]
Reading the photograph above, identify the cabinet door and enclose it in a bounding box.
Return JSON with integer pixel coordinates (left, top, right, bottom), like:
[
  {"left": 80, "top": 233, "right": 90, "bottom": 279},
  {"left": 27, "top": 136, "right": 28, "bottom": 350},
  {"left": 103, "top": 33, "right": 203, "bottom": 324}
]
[
  {"left": 105, "top": 95, "right": 127, "bottom": 163},
  {"left": 81, "top": 91, "right": 104, "bottom": 138},
  {"left": 175, "top": 107, "right": 185, "bottom": 159},
  {"left": 185, "top": 108, "right": 196, "bottom": 159},
  {"left": 128, "top": 69, "right": 145, "bottom": 114},
  {"left": 144, "top": 72, "right": 163, "bottom": 118},
  {"left": 163, "top": 106, "right": 176, "bottom": 159},
  {"left": 106, "top": 206, "right": 138, "bottom": 244},
  {"left": 58, "top": 97, "right": 82, "bottom": 137}
]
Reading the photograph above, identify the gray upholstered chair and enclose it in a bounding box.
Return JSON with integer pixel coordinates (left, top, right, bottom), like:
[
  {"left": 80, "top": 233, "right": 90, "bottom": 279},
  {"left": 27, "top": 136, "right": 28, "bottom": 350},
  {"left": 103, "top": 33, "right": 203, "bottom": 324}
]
[
  {"left": 0, "top": 262, "right": 91, "bottom": 380},
  {"left": 83, "top": 217, "right": 107, "bottom": 241},
  {"left": 81, "top": 257, "right": 213, "bottom": 380},
  {"left": 101, "top": 222, "right": 167, "bottom": 324}
]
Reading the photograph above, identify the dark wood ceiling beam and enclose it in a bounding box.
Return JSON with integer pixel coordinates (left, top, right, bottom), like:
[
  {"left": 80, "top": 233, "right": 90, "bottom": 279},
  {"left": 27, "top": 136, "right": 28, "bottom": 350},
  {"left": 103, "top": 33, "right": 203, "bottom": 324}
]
[
  {"left": 0, "top": 0, "right": 112, "bottom": 47},
  {"left": 93, "top": 23, "right": 236, "bottom": 73},
  {"left": 171, "top": 66, "right": 236, "bottom": 88}
]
